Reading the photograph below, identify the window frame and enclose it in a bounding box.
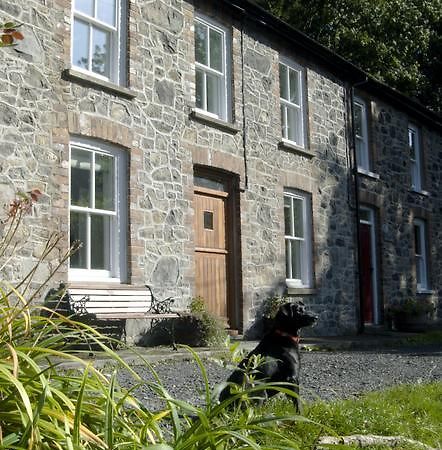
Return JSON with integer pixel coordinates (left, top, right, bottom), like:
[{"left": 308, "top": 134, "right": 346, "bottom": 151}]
[
  {"left": 69, "top": 138, "right": 127, "bottom": 283},
  {"left": 413, "top": 218, "right": 429, "bottom": 292},
  {"left": 71, "top": 0, "right": 126, "bottom": 85},
  {"left": 284, "top": 189, "right": 313, "bottom": 288},
  {"left": 353, "top": 96, "right": 370, "bottom": 172},
  {"left": 193, "top": 14, "right": 230, "bottom": 121},
  {"left": 279, "top": 58, "right": 306, "bottom": 149},
  {"left": 408, "top": 124, "right": 423, "bottom": 192}
]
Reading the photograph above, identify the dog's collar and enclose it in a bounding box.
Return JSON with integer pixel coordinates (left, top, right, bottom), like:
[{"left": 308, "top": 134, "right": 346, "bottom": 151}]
[{"left": 274, "top": 329, "right": 300, "bottom": 345}]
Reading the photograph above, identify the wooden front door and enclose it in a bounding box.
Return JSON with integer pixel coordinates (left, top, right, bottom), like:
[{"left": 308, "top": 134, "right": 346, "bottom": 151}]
[{"left": 194, "top": 186, "right": 229, "bottom": 322}]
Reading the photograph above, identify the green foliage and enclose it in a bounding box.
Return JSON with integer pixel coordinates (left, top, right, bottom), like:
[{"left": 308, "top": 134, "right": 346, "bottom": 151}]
[
  {"left": 0, "top": 193, "right": 309, "bottom": 448},
  {"left": 188, "top": 296, "right": 229, "bottom": 346},
  {"left": 387, "top": 297, "right": 436, "bottom": 315},
  {"left": 262, "top": 295, "right": 291, "bottom": 319},
  {"left": 256, "top": 0, "right": 442, "bottom": 112},
  {"left": 259, "top": 382, "right": 442, "bottom": 449}
]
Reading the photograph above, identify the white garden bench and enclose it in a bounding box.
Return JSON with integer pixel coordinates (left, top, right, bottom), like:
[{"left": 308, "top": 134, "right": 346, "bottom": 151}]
[{"left": 67, "top": 285, "right": 180, "bottom": 321}]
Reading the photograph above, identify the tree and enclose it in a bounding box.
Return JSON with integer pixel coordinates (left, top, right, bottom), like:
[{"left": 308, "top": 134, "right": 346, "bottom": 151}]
[{"left": 256, "top": 0, "right": 441, "bottom": 113}]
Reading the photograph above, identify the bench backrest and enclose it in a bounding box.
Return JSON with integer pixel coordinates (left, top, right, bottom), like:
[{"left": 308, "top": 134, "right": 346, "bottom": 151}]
[{"left": 68, "top": 287, "right": 152, "bottom": 316}]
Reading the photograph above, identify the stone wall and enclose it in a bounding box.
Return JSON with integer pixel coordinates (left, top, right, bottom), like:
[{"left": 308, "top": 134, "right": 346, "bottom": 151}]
[
  {"left": 359, "top": 95, "right": 442, "bottom": 318},
  {"left": 0, "top": 0, "right": 439, "bottom": 338}
]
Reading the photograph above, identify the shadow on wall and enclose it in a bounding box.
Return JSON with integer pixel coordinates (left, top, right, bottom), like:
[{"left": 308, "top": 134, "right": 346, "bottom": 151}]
[{"left": 244, "top": 132, "right": 364, "bottom": 338}]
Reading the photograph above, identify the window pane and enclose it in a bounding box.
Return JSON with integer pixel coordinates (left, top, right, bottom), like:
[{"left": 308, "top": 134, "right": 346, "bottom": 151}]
[
  {"left": 416, "top": 256, "right": 422, "bottom": 285},
  {"left": 359, "top": 208, "right": 370, "bottom": 222},
  {"left": 73, "top": 19, "right": 90, "bottom": 70},
  {"left": 70, "top": 212, "right": 88, "bottom": 269},
  {"left": 195, "top": 21, "right": 208, "bottom": 65},
  {"left": 289, "top": 68, "right": 300, "bottom": 104},
  {"left": 284, "top": 197, "right": 292, "bottom": 236},
  {"left": 206, "top": 72, "right": 220, "bottom": 115},
  {"left": 293, "top": 198, "right": 304, "bottom": 238},
  {"left": 287, "top": 106, "right": 301, "bottom": 143},
  {"left": 95, "top": 153, "right": 115, "bottom": 210},
  {"left": 97, "top": 0, "right": 116, "bottom": 25},
  {"left": 195, "top": 68, "right": 204, "bottom": 109},
  {"left": 356, "top": 137, "right": 364, "bottom": 167},
  {"left": 209, "top": 28, "right": 223, "bottom": 72},
  {"left": 91, "top": 27, "right": 110, "bottom": 77},
  {"left": 354, "top": 103, "right": 363, "bottom": 136},
  {"left": 75, "top": 0, "right": 93, "bottom": 16},
  {"left": 91, "top": 215, "right": 111, "bottom": 270},
  {"left": 71, "top": 148, "right": 91, "bottom": 207},
  {"left": 279, "top": 63, "right": 288, "bottom": 100},
  {"left": 414, "top": 225, "right": 421, "bottom": 255},
  {"left": 281, "top": 104, "right": 287, "bottom": 138},
  {"left": 408, "top": 129, "right": 415, "bottom": 151},
  {"left": 409, "top": 129, "right": 417, "bottom": 160},
  {"left": 194, "top": 175, "right": 226, "bottom": 191},
  {"left": 285, "top": 239, "right": 291, "bottom": 278},
  {"left": 290, "top": 239, "right": 302, "bottom": 279},
  {"left": 411, "top": 161, "right": 418, "bottom": 188}
]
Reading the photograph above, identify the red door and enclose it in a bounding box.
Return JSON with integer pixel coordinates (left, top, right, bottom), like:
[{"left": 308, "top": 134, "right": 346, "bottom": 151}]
[{"left": 359, "top": 223, "right": 374, "bottom": 323}]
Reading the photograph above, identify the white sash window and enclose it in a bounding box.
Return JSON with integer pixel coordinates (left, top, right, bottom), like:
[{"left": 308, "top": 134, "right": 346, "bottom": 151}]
[{"left": 69, "top": 139, "right": 127, "bottom": 282}]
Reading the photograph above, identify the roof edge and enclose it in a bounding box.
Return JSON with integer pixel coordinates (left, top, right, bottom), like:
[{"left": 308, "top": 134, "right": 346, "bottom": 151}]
[{"left": 221, "top": 0, "right": 442, "bottom": 130}]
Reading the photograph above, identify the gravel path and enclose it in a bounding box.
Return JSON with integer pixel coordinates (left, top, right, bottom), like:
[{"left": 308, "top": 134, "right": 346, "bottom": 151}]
[{"left": 118, "top": 346, "right": 441, "bottom": 410}]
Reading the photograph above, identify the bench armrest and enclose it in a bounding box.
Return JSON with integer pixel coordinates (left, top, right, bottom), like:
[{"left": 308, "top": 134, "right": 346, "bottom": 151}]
[{"left": 146, "top": 285, "right": 175, "bottom": 314}]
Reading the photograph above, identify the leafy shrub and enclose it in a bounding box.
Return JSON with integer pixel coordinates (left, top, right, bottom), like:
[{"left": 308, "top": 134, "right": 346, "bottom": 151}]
[
  {"left": 144, "top": 297, "right": 228, "bottom": 347},
  {"left": 0, "top": 191, "right": 308, "bottom": 448},
  {"left": 188, "top": 296, "right": 228, "bottom": 346},
  {"left": 262, "top": 295, "right": 292, "bottom": 320},
  {"left": 387, "top": 297, "right": 436, "bottom": 315}
]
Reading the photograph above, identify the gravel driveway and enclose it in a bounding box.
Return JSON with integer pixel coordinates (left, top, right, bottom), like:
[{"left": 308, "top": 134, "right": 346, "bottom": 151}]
[{"left": 118, "top": 345, "right": 441, "bottom": 410}]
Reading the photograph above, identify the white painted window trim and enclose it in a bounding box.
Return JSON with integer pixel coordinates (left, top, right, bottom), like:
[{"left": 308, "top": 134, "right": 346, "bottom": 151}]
[
  {"left": 279, "top": 58, "right": 306, "bottom": 148},
  {"left": 284, "top": 190, "right": 313, "bottom": 288},
  {"left": 194, "top": 14, "right": 230, "bottom": 121},
  {"left": 353, "top": 96, "right": 370, "bottom": 171},
  {"left": 409, "top": 124, "right": 423, "bottom": 192},
  {"left": 69, "top": 137, "right": 127, "bottom": 283},
  {"left": 413, "top": 218, "right": 429, "bottom": 292},
  {"left": 71, "top": 0, "right": 126, "bottom": 85}
]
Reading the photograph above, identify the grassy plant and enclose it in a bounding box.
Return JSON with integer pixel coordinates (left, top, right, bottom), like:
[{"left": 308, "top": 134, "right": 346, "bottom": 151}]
[
  {"left": 0, "top": 292, "right": 315, "bottom": 449},
  {"left": 259, "top": 382, "right": 442, "bottom": 449},
  {"left": 0, "top": 191, "right": 314, "bottom": 449}
]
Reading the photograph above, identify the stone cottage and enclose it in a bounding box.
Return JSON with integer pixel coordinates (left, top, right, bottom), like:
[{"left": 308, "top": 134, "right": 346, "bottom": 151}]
[{"left": 0, "top": 0, "right": 440, "bottom": 340}]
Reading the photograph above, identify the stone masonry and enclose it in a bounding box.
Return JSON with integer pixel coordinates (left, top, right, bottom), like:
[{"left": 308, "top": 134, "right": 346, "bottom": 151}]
[{"left": 0, "top": 0, "right": 440, "bottom": 339}]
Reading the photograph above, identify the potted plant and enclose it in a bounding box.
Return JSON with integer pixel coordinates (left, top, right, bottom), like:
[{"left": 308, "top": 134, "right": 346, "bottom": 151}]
[{"left": 387, "top": 298, "right": 435, "bottom": 332}]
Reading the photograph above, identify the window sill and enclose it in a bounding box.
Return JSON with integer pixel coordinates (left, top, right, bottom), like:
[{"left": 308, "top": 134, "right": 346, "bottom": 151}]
[
  {"left": 357, "top": 168, "right": 380, "bottom": 180},
  {"left": 286, "top": 287, "right": 316, "bottom": 296},
  {"left": 190, "top": 109, "right": 240, "bottom": 134},
  {"left": 416, "top": 289, "right": 433, "bottom": 295},
  {"left": 410, "top": 188, "right": 430, "bottom": 197},
  {"left": 278, "top": 140, "right": 314, "bottom": 158},
  {"left": 62, "top": 68, "right": 137, "bottom": 100}
]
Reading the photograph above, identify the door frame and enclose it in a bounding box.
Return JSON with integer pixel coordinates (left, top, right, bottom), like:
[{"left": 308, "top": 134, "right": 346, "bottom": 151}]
[
  {"left": 359, "top": 206, "right": 380, "bottom": 325},
  {"left": 193, "top": 166, "right": 242, "bottom": 331}
]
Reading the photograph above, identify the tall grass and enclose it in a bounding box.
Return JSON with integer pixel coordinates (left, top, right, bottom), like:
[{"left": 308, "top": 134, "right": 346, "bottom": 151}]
[
  {"left": 0, "top": 192, "right": 311, "bottom": 449},
  {"left": 0, "top": 290, "right": 315, "bottom": 449}
]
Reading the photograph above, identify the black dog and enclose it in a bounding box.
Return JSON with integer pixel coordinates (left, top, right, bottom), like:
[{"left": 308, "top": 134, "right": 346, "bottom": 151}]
[{"left": 219, "top": 301, "right": 317, "bottom": 411}]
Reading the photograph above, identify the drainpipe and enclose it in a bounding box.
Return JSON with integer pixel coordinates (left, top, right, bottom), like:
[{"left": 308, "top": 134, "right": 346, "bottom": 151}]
[
  {"left": 346, "top": 77, "right": 368, "bottom": 334},
  {"left": 232, "top": 2, "right": 249, "bottom": 191}
]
